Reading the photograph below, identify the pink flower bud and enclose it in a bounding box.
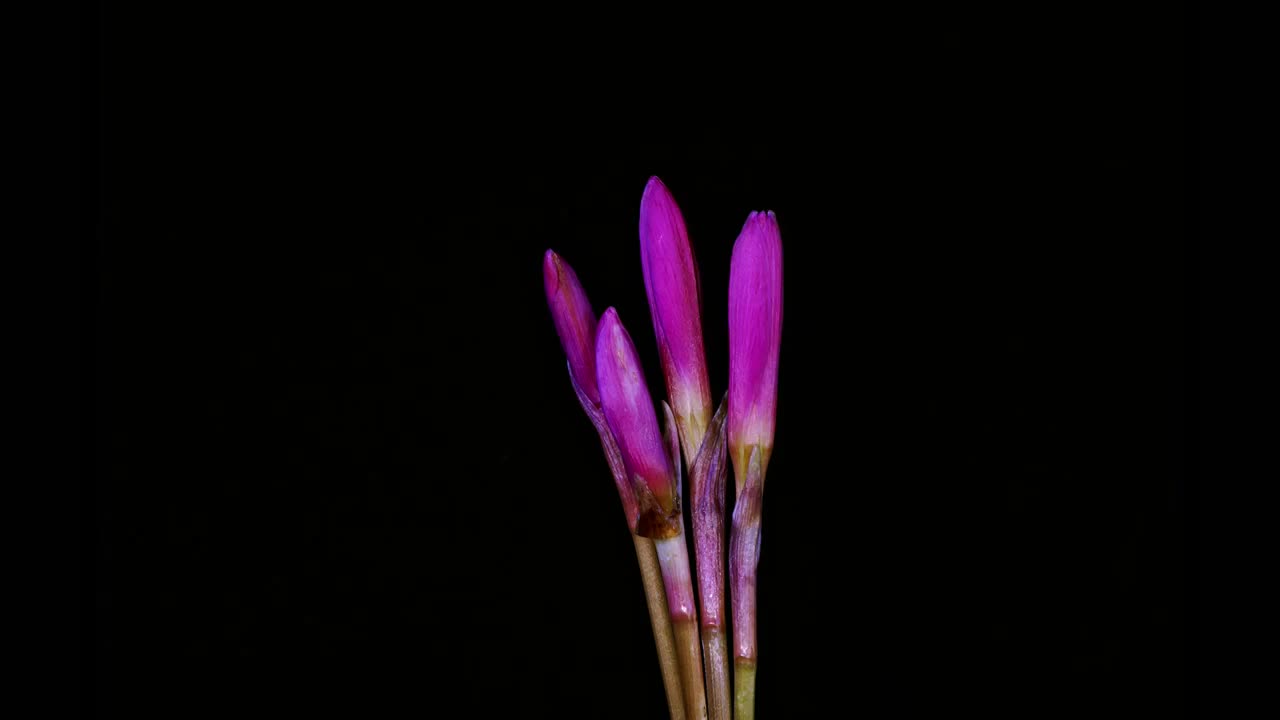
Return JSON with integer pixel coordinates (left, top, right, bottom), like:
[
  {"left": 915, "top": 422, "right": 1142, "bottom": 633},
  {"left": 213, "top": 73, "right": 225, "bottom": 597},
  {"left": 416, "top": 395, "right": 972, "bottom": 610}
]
[
  {"left": 596, "top": 307, "right": 682, "bottom": 537},
  {"left": 640, "top": 176, "right": 713, "bottom": 457},
  {"left": 727, "top": 211, "right": 783, "bottom": 484},
  {"left": 543, "top": 249, "right": 599, "bottom": 404}
]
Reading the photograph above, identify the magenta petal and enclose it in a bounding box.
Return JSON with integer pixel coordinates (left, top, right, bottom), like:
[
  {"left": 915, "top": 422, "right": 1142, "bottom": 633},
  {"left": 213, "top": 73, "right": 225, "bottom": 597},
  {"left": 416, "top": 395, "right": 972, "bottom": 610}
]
[
  {"left": 727, "top": 211, "right": 783, "bottom": 482},
  {"left": 543, "top": 250, "right": 600, "bottom": 404},
  {"left": 596, "top": 307, "right": 678, "bottom": 518},
  {"left": 640, "top": 176, "right": 713, "bottom": 455}
]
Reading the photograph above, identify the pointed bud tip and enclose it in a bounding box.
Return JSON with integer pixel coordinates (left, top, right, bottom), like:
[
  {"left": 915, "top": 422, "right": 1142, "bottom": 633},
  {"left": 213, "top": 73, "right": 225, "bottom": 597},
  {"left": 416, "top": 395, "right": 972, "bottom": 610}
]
[
  {"left": 595, "top": 307, "right": 631, "bottom": 373},
  {"left": 643, "top": 174, "right": 669, "bottom": 196},
  {"left": 641, "top": 175, "right": 680, "bottom": 217},
  {"left": 542, "top": 248, "right": 560, "bottom": 288},
  {"left": 742, "top": 209, "right": 779, "bottom": 232},
  {"left": 544, "top": 249, "right": 599, "bottom": 403},
  {"left": 734, "top": 210, "right": 783, "bottom": 265}
]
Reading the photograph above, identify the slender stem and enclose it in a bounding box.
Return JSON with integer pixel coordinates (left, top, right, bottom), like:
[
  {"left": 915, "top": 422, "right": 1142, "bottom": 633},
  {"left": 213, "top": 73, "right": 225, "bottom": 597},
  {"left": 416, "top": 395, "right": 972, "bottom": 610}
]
[
  {"left": 655, "top": 534, "right": 709, "bottom": 720},
  {"left": 672, "top": 620, "right": 708, "bottom": 720},
  {"left": 632, "top": 535, "right": 687, "bottom": 720},
  {"left": 701, "top": 627, "right": 731, "bottom": 720},
  {"left": 734, "top": 660, "right": 757, "bottom": 720}
]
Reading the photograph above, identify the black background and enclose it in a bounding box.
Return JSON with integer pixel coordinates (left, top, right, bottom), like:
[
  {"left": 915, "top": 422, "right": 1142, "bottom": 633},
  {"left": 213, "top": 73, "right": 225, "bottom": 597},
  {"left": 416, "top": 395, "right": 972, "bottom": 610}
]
[{"left": 78, "top": 3, "right": 1197, "bottom": 718}]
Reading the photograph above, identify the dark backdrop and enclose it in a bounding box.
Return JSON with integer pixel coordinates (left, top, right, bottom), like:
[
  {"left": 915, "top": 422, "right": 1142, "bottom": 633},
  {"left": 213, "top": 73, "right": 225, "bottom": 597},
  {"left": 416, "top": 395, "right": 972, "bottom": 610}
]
[{"left": 91, "top": 5, "right": 1189, "bottom": 719}]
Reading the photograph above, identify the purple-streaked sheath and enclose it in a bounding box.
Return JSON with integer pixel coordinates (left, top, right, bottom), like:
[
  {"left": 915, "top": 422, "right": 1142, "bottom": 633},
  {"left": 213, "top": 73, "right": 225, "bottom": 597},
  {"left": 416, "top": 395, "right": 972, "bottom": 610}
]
[
  {"left": 640, "top": 176, "right": 713, "bottom": 459},
  {"left": 692, "top": 398, "right": 732, "bottom": 720},
  {"left": 727, "top": 210, "right": 783, "bottom": 487},
  {"left": 729, "top": 445, "right": 764, "bottom": 664},
  {"left": 596, "top": 307, "right": 682, "bottom": 538},
  {"left": 692, "top": 399, "right": 729, "bottom": 630}
]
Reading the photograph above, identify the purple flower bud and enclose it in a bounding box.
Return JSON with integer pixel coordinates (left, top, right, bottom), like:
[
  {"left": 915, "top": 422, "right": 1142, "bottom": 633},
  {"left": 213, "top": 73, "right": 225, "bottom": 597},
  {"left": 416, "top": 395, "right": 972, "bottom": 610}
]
[
  {"left": 595, "top": 308, "right": 682, "bottom": 535},
  {"left": 727, "top": 210, "right": 783, "bottom": 484},
  {"left": 640, "top": 176, "right": 713, "bottom": 457},
  {"left": 543, "top": 249, "right": 599, "bottom": 404}
]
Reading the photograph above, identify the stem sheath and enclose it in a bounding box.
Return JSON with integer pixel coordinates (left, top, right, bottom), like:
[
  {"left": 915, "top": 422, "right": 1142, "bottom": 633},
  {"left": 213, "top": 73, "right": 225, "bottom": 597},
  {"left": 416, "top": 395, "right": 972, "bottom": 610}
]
[
  {"left": 729, "top": 446, "right": 765, "bottom": 720},
  {"left": 690, "top": 398, "right": 730, "bottom": 720}
]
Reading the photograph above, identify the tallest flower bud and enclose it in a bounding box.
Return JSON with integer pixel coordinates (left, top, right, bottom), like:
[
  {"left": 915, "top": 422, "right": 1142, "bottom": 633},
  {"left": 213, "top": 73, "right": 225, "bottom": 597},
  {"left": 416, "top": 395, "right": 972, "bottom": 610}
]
[{"left": 640, "top": 176, "right": 713, "bottom": 458}]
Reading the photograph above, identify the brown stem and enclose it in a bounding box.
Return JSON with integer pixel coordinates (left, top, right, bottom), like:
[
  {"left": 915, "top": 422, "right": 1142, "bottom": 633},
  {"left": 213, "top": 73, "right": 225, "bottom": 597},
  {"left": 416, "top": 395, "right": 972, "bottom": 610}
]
[
  {"left": 701, "top": 626, "right": 731, "bottom": 720},
  {"left": 633, "top": 535, "right": 687, "bottom": 720},
  {"left": 671, "top": 619, "right": 709, "bottom": 720}
]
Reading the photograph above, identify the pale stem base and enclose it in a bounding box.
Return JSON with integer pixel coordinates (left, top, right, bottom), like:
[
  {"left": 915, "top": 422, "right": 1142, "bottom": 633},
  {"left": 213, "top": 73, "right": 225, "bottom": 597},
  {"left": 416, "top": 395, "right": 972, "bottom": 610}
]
[
  {"left": 633, "top": 535, "right": 687, "bottom": 720},
  {"left": 655, "top": 535, "right": 709, "bottom": 720}
]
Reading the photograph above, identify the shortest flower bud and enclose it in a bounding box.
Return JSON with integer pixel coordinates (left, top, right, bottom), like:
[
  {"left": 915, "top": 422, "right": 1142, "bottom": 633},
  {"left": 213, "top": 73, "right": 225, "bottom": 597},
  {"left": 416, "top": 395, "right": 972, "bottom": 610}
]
[{"left": 595, "top": 307, "right": 682, "bottom": 538}]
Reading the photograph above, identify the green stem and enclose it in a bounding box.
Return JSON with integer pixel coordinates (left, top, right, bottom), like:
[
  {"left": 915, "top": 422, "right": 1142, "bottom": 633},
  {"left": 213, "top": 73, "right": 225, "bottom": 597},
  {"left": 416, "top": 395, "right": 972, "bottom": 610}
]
[{"left": 734, "top": 659, "right": 757, "bottom": 720}]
